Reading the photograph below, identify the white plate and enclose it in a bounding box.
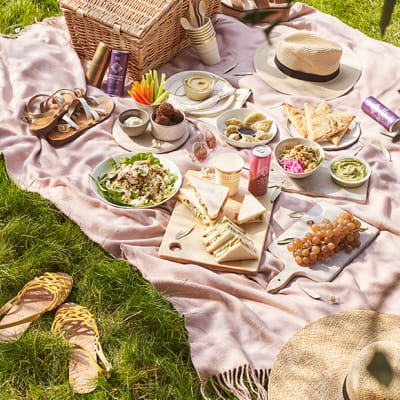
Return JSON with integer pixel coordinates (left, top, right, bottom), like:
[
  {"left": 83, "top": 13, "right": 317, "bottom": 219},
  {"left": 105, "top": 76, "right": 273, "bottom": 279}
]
[
  {"left": 216, "top": 108, "right": 278, "bottom": 149},
  {"left": 165, "top": 71, "right": 235, "bottom": 117},
  {"left": 287, "top": 120, "right": 361, "bottom": 151},
  {"left": 90, "top": 152, "right": 182, "bottom": 209},
  {"left": 112, "top": 118, "right": 190, "bottom": 154}
]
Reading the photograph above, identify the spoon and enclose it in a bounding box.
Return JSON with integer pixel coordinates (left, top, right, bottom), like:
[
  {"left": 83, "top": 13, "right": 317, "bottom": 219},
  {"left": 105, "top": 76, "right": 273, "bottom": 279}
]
[
  {"left": 198, "top": 0, "right": 207, "bottom": 25},
  {"left": 180, "top": 17, "right": 193, "bottom": 30},
  {"left": 189, "top": 0, "right": 198, "bottom": 28}
]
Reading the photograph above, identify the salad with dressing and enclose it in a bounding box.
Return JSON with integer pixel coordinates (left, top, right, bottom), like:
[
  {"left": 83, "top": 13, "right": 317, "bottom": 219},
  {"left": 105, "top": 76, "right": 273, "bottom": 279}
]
[{"left": 92, "top": 152, "right": 179, "bottom": 207}]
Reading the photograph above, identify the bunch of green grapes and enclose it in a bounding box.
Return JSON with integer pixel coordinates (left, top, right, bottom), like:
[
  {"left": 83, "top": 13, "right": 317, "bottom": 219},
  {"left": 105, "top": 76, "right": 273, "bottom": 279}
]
[{"left": 287, "top": 212, "right": 363, "bottom": 266}]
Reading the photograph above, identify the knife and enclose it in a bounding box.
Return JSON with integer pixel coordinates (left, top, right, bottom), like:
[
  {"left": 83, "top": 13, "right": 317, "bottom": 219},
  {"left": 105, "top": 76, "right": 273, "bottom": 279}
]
[{"left": 178, "top": 88, "right": 235, "bottom": 113}]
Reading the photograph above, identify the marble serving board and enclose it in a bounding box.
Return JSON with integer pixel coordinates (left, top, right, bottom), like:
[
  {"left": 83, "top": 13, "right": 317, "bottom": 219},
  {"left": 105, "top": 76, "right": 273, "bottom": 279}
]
[
  {"left": 267, "top": 202, "right": 379, "bottom": 293},
  {"left": 268, "top": 160, "right": 370, "bottom": 204},
  {"left": 159, "top": 170, "right": 274, "bottom": 275}
]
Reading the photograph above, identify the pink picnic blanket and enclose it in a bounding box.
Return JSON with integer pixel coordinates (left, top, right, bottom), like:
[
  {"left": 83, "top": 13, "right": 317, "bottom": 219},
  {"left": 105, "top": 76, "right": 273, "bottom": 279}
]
[{"left": 1, "top": 3, "right": 400, "bottom": 398}]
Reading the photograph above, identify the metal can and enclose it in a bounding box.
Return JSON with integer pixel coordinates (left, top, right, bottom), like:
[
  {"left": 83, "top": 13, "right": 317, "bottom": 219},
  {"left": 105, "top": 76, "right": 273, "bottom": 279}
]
[
  {"left": 105, "top": 49, "right": 129, "bottom": 96},
  {"left": 361, "top": 96, "right": 400, "bottom": 132},
  {"left": 86, "top": 42, "right": 112, "bottom": 88},
  {"left": 248, "top": 144, "right": 271, "bottom": 196}
]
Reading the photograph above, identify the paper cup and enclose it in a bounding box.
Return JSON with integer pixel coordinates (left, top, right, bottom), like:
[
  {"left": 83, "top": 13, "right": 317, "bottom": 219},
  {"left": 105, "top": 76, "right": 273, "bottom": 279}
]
[
  {"left": 214, "top": 153, "right": 244, "bottom": 196},
  {"left": 194, "top": 36, "right": 221, "bottom": 66}
]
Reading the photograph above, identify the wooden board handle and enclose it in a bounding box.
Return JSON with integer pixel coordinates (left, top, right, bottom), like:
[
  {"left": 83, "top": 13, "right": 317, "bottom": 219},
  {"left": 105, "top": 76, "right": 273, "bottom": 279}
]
[{"left": 266, "top": 265, "right": 313, "bottom": 293}]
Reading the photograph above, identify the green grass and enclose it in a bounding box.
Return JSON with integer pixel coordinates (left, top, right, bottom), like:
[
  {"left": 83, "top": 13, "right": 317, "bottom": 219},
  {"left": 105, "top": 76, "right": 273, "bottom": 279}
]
[
  {"left": 0, "top": 154, "right": 204, "bottom": 399},
  {"left": 0, "top": 0, "right": 399, "bottom": 399}
]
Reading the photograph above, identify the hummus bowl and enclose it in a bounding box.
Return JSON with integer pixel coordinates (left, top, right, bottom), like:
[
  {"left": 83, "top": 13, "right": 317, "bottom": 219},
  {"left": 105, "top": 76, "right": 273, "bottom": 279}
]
[{"left": 329, "top": 154, "right": 371, "bottom": 188}]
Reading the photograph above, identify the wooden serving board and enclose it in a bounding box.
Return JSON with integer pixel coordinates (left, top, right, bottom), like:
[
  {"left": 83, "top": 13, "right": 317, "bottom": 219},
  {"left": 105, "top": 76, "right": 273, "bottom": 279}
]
[
  {"left": 267, "top": 202, "right": 379, "bottom": 293},
  {"left": 268, "top": 160, "right": 370, "bottom": 204},
  {"left": 159, "top": 170, "right": 274, "bottom": 275}
]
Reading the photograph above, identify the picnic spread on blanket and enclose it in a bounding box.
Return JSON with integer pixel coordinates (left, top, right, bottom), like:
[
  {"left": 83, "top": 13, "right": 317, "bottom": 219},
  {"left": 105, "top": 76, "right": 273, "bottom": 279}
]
[{"left": 1, "top": 0, "right": 400, "bottom": 398}]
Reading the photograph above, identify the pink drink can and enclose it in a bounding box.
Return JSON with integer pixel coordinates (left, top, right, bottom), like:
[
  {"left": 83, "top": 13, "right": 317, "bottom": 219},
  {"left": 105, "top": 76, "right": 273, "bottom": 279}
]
[
  {"left": 248, "top": 144, "right": 271, "bottom": 196},
  {"left": 105, "top": 49, "right": 129, "bottom": 96},
  {"left": 361, "top": 96, "right": 400, "bottom": 132}
]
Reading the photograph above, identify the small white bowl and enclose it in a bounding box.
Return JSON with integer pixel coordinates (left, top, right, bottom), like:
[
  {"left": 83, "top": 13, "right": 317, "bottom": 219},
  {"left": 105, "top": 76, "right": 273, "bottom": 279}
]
[
  {"left": 150, "top": 109, "right": 186, "bottom": 142},
  {"left": 118, "top": 108, "right": 149, "bottom": 137},
  {"left": 274, "top": 137, "right": 325, "bottom": 179},
  {"left": 329, "top": 154, "right": 371, "bottom": 188}
]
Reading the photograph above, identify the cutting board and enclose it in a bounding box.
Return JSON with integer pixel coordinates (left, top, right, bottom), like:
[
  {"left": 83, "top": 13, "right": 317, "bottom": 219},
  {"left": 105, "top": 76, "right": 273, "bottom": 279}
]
[
  {"left": 268, "top": 160, "right": 370, "bottom": 204},
  {"left": 159, "top": 170, "right": 275, "bottom": 275},
  {"left": 267, "top": 202, "right": 379, "bottom": 293}
]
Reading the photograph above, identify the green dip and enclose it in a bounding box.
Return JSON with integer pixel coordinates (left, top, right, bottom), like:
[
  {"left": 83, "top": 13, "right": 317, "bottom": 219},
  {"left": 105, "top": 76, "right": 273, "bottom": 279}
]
[{"left": 331, "top": 157, "right": 367, "bottom": 182}]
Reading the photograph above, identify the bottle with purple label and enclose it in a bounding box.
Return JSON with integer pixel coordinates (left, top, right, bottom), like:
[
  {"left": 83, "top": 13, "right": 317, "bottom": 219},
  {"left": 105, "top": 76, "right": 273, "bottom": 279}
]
[
  {"left": 361, "top": 96, "right": 400, "bottom": 133},
  {"left": 105, "top": 50, "right": 129, "bottom": 96}
]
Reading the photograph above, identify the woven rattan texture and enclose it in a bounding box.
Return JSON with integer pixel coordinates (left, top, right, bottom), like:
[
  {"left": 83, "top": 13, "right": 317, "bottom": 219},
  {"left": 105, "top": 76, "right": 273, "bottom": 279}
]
[{"left": 59, "top": 0, "right": 221, "bottom": 81}]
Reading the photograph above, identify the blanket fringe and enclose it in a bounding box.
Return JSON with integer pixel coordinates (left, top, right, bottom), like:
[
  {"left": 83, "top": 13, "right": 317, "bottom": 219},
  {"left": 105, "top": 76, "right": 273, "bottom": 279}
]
[{"left": 200, "top": 365, "right": 269, "bottom": 400}]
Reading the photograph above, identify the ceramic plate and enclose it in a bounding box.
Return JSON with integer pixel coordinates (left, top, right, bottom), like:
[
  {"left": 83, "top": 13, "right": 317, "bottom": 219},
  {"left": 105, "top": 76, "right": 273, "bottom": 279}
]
[
  {"left": 287, "top": 120, "right": 361, "bottom": 151},
  {"left": 165, "top": 71, "right": 235, "bottom": 117},
  {"left": 216, "top": 108, "right": 278, "bottom": 149},
  {"left": 90, "top": 152, "right": 182, "bottom": 209},
  {"left": 112, "top": 118, "right": 190, "bottom": 154}
]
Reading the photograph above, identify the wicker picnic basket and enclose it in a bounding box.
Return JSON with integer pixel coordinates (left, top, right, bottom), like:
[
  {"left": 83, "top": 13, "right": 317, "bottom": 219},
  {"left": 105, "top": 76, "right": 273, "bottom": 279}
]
[{"left": 58, "top": 0, "right": 221, "bottom": 81}]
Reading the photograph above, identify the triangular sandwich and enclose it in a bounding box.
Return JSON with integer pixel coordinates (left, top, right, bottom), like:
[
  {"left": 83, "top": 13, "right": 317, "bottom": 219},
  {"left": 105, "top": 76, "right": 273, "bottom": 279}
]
[
  {"left": 212, "top": 233, "right": 258, "bottom": 263},
  {"left": 178, "top": 187, "right": 213, "bottom": 226},
  {"left": 186, "top": 175, "right": 229, "bottom": 221},
  {"left": 202, "top": 216, "right": 246, "bottom": 253},
  {"left": 236, "top": 193, "right": 266, "bottom": 224},
  {"left": 283, "top": 102, "right": 308, "bottom": 138}
]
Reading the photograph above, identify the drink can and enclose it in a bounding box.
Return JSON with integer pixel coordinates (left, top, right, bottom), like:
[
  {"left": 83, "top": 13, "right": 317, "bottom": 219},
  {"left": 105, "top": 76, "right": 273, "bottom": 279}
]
[
  {"left": 248, "top": 144, "right": 271, "bottom": 196},
  {"left": 86, "top": 42, "right": 112, "bottom": 88},
  {"left": 361, "top": 96, "right": 400, "bottom": 132},
  {"left": 105, "top": 49, "right": 129, "bottom": 96}
]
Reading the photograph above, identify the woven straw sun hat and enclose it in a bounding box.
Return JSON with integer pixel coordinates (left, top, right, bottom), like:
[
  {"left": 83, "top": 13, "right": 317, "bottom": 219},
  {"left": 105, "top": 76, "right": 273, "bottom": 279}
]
[
  {"left": 254, "top": 31, "right": 361, "bottom": 100},
  {"left": 268, "top": 310, "right": 400, "bottom": 400}
]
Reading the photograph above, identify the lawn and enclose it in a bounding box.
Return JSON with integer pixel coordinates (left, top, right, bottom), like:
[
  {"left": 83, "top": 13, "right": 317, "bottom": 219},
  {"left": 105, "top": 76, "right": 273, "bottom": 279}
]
[{"left": 0, "top": 1, "right": 399, "bottom": 399}]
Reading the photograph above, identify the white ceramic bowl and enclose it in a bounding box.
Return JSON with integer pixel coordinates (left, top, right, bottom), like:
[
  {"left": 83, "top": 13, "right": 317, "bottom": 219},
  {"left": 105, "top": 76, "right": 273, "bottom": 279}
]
[
  {"left": 216, "top": 108, "right": 278, "bottom": 149},
  {"left": 150, "top": 109, "right": 186, "bottom": 142},
  {"left": 329, "top": 154, "right": 371, "bottom": 188},
  {"left": 274, "top": 137, "right": 325, "bottom": 179},
  {"left": 118, "top": 108, "right": 149, "bottom": 137}
]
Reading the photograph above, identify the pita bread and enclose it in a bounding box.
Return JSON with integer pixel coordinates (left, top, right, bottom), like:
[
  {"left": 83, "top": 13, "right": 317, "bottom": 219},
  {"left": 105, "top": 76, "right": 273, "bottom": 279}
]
[
  {"left": 285, "top": 101, "right": 356, "bottom": 145},
  {"left": 327, "top": 112, "right": 356, "bottom": 145},
  {"left": 304, "top": 102, "right": 333, "bottom": 141},
  {"left": 283, "top": 102, "right": 307, "bottom": 138}
]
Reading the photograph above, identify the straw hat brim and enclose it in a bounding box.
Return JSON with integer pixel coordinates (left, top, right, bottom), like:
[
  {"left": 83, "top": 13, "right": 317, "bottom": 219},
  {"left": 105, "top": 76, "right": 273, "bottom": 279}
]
[
  {"left": 268, "top": 310, "right": 400, "bottom": 400},
  {"left": 253, "top": 36, "right": 361, "bottom": 100}
]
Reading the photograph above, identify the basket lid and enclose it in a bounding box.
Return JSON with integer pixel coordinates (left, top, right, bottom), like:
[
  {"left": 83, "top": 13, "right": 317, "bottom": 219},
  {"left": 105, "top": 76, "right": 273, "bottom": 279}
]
[{"left": 60, "top": 0, "right": 184, "bottom": 37}]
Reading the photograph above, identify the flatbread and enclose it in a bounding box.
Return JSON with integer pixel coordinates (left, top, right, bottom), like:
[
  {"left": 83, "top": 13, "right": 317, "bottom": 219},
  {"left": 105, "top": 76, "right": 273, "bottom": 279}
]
[
  {"left": 304, "top": 102, "right": 333, "bottom": 141},
  {"left": 283, "top": 102, "right": 307, "bottom": 138},
  {"left": 328, "top": 113, "right": 356, "bottom": 145},
  {"left": 285, "top": 101, "right": 356, "bottom": 145}
]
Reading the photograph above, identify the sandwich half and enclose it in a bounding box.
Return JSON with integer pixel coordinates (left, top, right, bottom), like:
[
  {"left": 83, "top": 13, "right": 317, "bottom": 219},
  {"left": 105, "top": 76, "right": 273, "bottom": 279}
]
[
  {"left": 203, "top": 216, "right": 246, "bottom": 253},
  {"left": 186, "top": 175, "right": 229, "bottom": 221},
  {"left": 178, "top": 187, "right": 213, "bottom": 226},
  {"left": 212, "top": 233, "right": 258, "bottom": 263},
  {"left": 236, "top": 193, "right": 266, "bottom": 224}
]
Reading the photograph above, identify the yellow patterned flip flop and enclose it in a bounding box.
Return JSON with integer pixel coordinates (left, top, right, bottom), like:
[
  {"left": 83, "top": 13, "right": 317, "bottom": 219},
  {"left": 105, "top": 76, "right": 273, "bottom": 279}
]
[
  {"left": 51, "top": 302, "right": 112, "bottom": 394},
  {"left": 0, "top": 272, "right": 73, "bottom": 342}
]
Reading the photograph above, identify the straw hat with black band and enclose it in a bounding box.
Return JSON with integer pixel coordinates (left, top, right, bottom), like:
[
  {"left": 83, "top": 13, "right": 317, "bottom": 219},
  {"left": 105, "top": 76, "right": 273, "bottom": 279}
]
[
  {"left": 268, "top": 310, "right": 400, "bottom": 400},
  {"left": 254, "top": 31, "right": 361, "bottom": 100}
]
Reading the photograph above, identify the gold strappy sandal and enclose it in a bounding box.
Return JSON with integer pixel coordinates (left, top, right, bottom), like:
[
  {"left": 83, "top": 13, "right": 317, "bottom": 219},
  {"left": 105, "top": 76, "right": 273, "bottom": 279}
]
[
  {"left": 0, "top": 272, "right": 73, "bottom": 342},
  {"left": 21, "top": 88, "right": 87, "bottom": 137},
  {"left": 51, "top": 302, "right": 112, "bottom": 394}
]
